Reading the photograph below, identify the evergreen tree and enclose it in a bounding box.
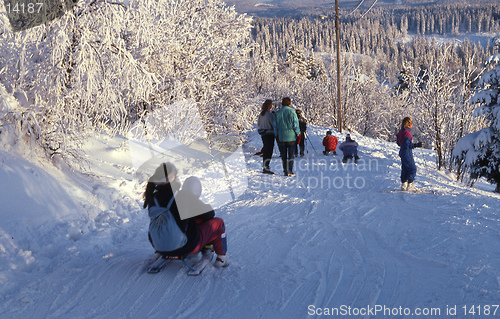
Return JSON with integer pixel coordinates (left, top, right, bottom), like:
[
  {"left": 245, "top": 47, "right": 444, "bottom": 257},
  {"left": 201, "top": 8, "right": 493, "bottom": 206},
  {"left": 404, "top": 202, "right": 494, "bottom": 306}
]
[
  {"left": 453, "top": 54, "right": 500, "bottom": 193},
  {"left": 394, "top": 62, "right": 414, "bottom": 95},
  {"left": 285, "top": 46, "right": 308, "bottom": 77}
]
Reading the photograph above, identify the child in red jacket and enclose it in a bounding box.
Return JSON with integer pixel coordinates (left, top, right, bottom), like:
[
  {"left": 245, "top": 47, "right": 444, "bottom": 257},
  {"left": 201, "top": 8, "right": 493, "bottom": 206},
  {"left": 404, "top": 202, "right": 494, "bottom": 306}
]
[{"left": 322, "top": 131, "right": 338, "bottom": 155}]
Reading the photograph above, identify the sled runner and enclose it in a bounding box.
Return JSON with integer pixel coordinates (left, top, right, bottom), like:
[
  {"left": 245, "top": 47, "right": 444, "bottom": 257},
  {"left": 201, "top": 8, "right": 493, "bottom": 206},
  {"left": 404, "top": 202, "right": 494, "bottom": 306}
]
[
  {"left": 147, "top": 248, "right": 215, "bottom": 276},
  {"left": 379, "top": 189, "right": 437, "bottom": 194}
]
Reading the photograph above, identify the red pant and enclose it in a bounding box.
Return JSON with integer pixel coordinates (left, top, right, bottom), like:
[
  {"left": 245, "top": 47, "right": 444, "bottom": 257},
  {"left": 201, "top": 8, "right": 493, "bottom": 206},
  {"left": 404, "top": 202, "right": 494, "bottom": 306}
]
[{"left": 190, "top": 218, "right": 227, "bottom": 255}]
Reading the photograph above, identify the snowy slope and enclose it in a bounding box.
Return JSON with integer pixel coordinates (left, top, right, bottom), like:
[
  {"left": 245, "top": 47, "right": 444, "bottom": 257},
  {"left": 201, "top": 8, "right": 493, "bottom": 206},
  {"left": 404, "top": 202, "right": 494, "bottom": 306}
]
[{"left": 1, "top": 127, "right": 500, "bottom": 319}]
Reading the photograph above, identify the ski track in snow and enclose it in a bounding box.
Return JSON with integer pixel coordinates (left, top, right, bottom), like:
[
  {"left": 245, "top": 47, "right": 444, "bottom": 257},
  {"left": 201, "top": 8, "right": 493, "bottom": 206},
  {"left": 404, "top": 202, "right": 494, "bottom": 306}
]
[{"left": 1, "top": 126, "right": 500, "bottom": 319}]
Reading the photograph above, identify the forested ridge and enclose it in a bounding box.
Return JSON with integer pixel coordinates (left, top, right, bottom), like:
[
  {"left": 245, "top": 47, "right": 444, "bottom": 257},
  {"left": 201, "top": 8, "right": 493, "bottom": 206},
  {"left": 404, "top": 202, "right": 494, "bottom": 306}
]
[{"left": 251, "top": 3, "right": 500, "bottom": 81}]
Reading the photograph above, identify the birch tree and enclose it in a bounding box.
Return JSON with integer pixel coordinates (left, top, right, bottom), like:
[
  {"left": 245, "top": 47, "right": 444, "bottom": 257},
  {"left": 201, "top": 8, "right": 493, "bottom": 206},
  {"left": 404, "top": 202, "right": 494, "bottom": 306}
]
[{"left": 411, "top": 55, "right": 458, "bottom": 170}]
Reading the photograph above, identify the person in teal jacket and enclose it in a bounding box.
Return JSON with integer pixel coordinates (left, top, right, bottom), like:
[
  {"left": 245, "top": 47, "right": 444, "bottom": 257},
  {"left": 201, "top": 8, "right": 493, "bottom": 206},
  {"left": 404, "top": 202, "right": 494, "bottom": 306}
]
[{"left": 273, "top": 97, "right": 300, "bottom": 176}]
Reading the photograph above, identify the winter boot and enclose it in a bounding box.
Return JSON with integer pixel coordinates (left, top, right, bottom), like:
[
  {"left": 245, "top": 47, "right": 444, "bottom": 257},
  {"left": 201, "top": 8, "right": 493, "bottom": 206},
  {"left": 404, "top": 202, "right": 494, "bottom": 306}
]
[
  {"left": 262, "top": 167, "right": 274, "bottom": 174},
  {"left": 407, "top": 181, "right": 417, "bottom": 192},
  {"left": 201, "top": 245, "right": 214, "bottom": 257},
  {"left": 401, "top": 181, "right": 408, "bottom": 191},
  {"left": 214, "top": 255, "right": 229, "bottom": 267}
]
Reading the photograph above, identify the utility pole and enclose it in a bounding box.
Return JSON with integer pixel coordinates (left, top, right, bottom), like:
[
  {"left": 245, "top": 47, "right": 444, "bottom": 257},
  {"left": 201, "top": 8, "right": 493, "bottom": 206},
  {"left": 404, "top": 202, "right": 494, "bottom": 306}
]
[
  {"left": 320, "top": 4, "right": 343, "bottom": 133},
  {"left": 334, "top": 1, "right": 342, "bottom": 133},
  {"left": 320, "top": 0, "right": 378, "bottom": 133}
]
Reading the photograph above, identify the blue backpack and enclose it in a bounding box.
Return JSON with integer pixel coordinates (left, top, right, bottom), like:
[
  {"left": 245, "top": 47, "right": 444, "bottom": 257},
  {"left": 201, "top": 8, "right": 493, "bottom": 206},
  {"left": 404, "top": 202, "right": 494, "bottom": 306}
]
[{"left": 148, "top": 191, "right": 187, "bottom": 252}]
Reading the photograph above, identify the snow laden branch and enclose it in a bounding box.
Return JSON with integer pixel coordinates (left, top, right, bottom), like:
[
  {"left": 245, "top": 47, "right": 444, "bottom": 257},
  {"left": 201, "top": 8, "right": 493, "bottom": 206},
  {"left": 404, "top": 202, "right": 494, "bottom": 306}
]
[
  {"left": 0, "top": 0, "right": 253, "bottom": 160},
  {"left": 0, "top": 0, "right": 157, "bottom": 157},
  {"left": 411, "top": 51, "right": 459, "bottom": 170},
  {"left": 127, "top": 0, "right": 254, "bottom": 136}
]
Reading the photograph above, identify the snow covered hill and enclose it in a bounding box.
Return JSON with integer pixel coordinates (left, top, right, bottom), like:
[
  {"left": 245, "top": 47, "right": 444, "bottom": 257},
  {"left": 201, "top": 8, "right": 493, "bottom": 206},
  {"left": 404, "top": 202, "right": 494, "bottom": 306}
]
[
  {"left": 1, "top": 127, "right": 499, "bottom": 319},
  {"left": 224, "top": 0, "right": 433, "bottom": 18}
]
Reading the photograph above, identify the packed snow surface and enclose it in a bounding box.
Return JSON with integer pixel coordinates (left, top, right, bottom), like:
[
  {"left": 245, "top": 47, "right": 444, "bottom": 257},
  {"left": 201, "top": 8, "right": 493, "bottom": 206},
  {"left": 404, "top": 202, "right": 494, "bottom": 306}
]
[{"left": 1, "top": 127, "right": 499, "bottom": 319}]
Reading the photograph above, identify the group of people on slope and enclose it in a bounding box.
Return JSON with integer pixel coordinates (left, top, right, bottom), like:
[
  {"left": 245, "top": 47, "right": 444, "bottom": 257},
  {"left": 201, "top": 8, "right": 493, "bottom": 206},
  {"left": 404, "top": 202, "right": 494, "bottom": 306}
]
[
  {"left": 322, "top": 131, "right": 360, "bottom": 164},
  {"left": 258, "top": 97, "right": 361, "bottom": 175},
  {"left": 257, "top": 97, "right": 305, "bottom": 176},
  {"left": 258, "top": 99, "right": 423, "bottom": 191},
  {"left": 324, "top": 116, "right": 422, "bottom": 191},
  {"left": 142, "top": 115, "right": 422, "bottom": 266}
]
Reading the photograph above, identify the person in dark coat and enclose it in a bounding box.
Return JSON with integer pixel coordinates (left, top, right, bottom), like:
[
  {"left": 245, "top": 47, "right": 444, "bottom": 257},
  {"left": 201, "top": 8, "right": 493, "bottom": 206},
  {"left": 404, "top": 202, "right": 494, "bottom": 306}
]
[
  {"left": 396, "top": 117, "right": 422, "bottom": 191},
  {"left": 257, "top": 99, "right": 275, "bottom": 174},
  {"left": 295, "top": 109, "right": 307, "bottom": 157},
  {"left": 144, "top": 163, "right": 228, "bottom": 267}
]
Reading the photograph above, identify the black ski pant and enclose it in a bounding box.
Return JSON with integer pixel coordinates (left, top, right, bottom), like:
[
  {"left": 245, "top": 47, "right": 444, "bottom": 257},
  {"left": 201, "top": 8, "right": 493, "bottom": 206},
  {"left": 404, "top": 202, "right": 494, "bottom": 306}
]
[
  {"left": 278, "top": 141, "right": 296, "bottom": 174},
  {"left": 261, "top": 134, "right": 275, "bottom": 170}
]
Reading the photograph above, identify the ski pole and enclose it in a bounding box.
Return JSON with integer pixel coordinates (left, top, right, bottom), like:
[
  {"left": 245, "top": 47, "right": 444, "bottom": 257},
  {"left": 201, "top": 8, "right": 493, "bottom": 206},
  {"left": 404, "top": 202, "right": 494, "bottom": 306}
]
[
  {"left": 304, "top": 132, "right": 309, "bottom": 159},
  {"left": 305, "top": 132, "right": 318, "bottom": 154}
]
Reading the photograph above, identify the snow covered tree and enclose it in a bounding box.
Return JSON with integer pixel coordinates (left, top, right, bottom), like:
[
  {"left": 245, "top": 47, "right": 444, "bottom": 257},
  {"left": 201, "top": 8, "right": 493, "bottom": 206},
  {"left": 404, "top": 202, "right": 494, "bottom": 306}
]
[
  {"left": 284, "top": 47, "right": 308, "bottom": 77},
  {"left": 453, "top": 54, "right": 500, "bottom": 193},
  {"left": 306, "top": 50, "right": 326, "bottom": 81},
  {"left": 411, "top": 55, "right": 458, "bottom": 170},
  {"left": 127, "top": 0, "right": 254, "bottom": 136},
  {"left": 343, "top": 73, "right": 394, "bottom": 140},
  {"left": 450, "top": 54, "right": 487, "bottom": 175},
  {"left": 0, "top": 0, "right": 157, "bottom": 157},
  {"left": 249, "top": 50, "right": 278, "bottom": 95},
  {"left": 394, "top": 62, "right": 414, "bottom": 96},
  {"left": 492, "top": 35, "right": 500, "bottom": 48},
  {"left": 0, "top": 0, "right": 253, "bottom": 159}
]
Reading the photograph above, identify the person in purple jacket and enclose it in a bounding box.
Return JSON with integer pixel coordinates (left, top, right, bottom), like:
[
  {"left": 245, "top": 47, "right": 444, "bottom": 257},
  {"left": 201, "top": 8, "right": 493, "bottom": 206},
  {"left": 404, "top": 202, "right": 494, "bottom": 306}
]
[
  {"left": 338, "top": 134, "right": 360, "bottom": 164},
  {"left": 396, "top": 117, "right": 422, "bottom": 192}
]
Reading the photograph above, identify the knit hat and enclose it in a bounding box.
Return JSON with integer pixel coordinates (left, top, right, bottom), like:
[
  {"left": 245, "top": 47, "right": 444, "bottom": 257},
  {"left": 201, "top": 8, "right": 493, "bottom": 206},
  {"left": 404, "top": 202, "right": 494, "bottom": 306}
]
[
  {"left": 326, "top": 131, "right": 332, "bottom": 135},
  {"left": 182, "top": 176, "right": 202, "bottom": 198},
  {"left": 149, "top": 162, "right": 177, "bottom": 184}
]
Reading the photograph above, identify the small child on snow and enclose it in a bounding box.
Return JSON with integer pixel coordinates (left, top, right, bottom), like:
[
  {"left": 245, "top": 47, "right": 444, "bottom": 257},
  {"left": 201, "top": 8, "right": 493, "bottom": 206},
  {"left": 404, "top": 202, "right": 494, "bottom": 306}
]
[
  {"left": 338, "top": 134, "right": 360, "bottom": 163},
  {"left": 176, "top": 176, "right": 228, "bottom": 267},
  {"left": 322, "top": 130, "right": 338, "bottom": 155}
]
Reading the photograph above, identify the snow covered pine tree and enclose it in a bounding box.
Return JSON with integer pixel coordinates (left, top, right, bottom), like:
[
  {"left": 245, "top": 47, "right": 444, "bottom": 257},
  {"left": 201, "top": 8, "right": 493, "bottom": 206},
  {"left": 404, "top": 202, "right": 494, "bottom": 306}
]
[{"left": 453, "top": 53, "right": 500, "bottom": 193}]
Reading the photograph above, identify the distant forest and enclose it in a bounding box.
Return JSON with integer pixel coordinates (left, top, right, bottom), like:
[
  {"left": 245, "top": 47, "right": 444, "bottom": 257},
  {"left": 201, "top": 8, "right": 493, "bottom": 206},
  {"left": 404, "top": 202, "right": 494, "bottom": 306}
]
[{"left": 251, "top": 3, "right": 500, "bottom": 84}]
